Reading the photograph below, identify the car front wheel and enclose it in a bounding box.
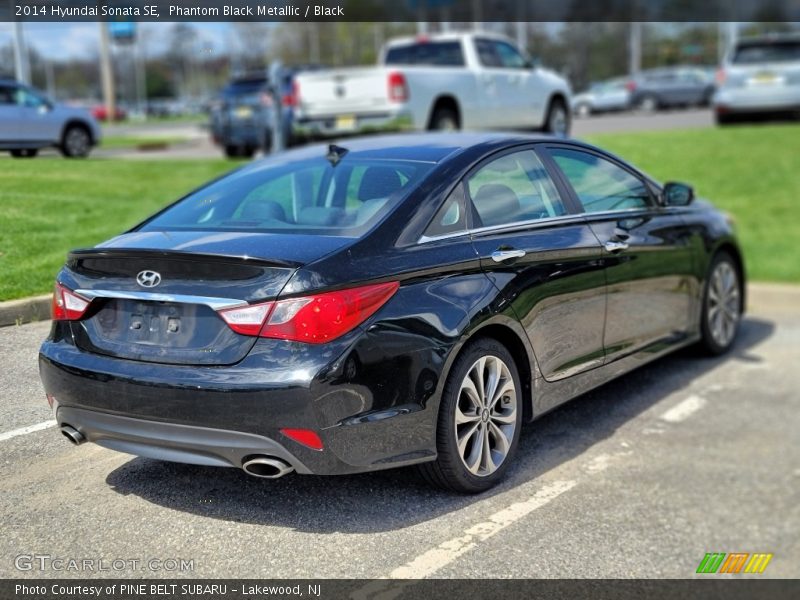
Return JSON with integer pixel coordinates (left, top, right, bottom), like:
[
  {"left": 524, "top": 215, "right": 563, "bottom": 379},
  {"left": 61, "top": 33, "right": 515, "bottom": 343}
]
[
  {"left": 61, "top": 125, "right": 92, "bottom": 158},
  {"left": 418, "top": 338, "right": 523, "bottom": 493},
  {"left": 543, "top": 98, "right": 570, "bottom": 136},
  {"left": 699, "top": 252, "right": 742, "bottom": 355}
]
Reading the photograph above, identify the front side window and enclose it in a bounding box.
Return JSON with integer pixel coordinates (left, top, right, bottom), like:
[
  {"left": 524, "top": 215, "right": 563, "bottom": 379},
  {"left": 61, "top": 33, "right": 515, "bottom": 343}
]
[
  {"left": 139, "top": 157, "right": 432, "bottom": 237},
  {"left": 493, "top": 41, "right": 528, "bottom": 69},
  {"left": 466, "top": 150, "right": 566, "bottom": 228},
  {"left": 16, "top": 87, "right": 47, "bottom": 108},
  {"left": 549, "top": 148, "right": 652, "bottom": 213}
]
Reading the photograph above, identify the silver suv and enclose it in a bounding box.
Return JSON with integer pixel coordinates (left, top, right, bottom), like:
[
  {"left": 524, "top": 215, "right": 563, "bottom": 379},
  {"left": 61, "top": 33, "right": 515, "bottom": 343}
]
[
  {"left": 0, "top": 80, "right": 101, "bottom": 158},
  {"left": 714, "top": 35, "right": 800, "bottom": 124}
]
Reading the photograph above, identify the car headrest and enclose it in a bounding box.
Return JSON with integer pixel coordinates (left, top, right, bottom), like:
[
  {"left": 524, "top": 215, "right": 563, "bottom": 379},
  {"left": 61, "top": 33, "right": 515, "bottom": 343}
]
[
  {"left": 472, "top": 184, "right": 521, "bottom": 227},
  {"left": 358, "top": 167, "right": 404, "bottom": 202},
  {"left": 297, "top": 206, "right": 344, "bottom": 226},
  {"left": 239, "top": 200, "right": 286, "bottom": 222}
]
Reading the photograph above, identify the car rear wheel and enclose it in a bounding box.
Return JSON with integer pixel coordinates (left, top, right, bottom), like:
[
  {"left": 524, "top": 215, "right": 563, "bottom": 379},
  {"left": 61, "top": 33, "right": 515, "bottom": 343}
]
[
  {"left": 699, "top": 252, "right": 742, "bottom": 355},
  {"left": 10, "top": 149, "right": 38, "bottom": 158},
  {"left": 418, "top": 339, "right": 523, "bottom": 493},
  {"left": 574, "top": 103, "right": 591, "bottom": 118},
  {"left": 429, "top": 107, "right": 459, "bottom": 131},
  {"left": 61, "top": 125, "right": 92, "bottom": 158},
  {"left": 637, "top": 94, "right": 659, "bottom": 112}
]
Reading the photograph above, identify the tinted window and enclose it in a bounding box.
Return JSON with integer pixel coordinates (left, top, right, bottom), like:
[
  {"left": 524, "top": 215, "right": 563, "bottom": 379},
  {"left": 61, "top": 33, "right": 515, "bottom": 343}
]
[
  {"left": 16, "top": 87, "right": 47, "bottom": 108},
  {"left": 466, "top": 150, "right": 566, "bottom": 228},
  {"left": 475, "top": 39, "right": 502, "bottom": 67},
  {"left": 384, "top": 42, "right": 465, "bottom": 66},
  {"left": 140, "top": 158, "right": 432, "bottom": 237},
  {"left": 733, "top": 41, "right": 800, "bottom": 64},
  {"left": 550, "top": 148, "right": 652, "bottom": 212},
  {"left": 423, "top": 185, "right": 467, "bottom": 238},
  {"left": 493, "top": 41, "right": 527, "bottom": 69},
  {"left": 0, "top": 85, "right": 15, "bottom": 105},
  {"left": 221, "top": 79, "right": 268, "bottom": 99}
]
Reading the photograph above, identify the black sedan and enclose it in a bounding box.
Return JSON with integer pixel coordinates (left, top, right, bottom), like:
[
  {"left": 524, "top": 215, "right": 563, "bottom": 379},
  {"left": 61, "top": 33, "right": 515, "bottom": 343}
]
[{"left": 39, "top": 133, "right": 744, "bottom": 493}]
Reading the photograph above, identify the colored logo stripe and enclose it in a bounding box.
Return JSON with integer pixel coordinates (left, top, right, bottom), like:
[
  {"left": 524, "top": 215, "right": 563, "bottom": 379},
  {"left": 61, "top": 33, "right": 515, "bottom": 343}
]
[
  {"left": 697, "top": 553, "right": 726, "bottom": 574},
  {"left": 697, "top": 552, "right": 773, "bottom": 574},
  {"left": 744, "top": 553, "right": 773, "bottom": 574}
]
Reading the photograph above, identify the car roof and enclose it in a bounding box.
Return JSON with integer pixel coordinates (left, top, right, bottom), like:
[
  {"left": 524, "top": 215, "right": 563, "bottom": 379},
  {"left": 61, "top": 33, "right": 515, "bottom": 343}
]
[
  {"left": 250, "top": 132, "right": 578, "bottom": 166},
  {"left": 385, "top": 30, "right": 514, "bottom": 47}
]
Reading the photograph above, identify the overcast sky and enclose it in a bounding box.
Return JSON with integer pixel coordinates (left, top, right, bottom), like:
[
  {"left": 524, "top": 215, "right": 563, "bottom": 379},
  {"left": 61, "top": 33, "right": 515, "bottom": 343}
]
[{"left": 0, "top": 22, "right": 233, "bottom": 60}]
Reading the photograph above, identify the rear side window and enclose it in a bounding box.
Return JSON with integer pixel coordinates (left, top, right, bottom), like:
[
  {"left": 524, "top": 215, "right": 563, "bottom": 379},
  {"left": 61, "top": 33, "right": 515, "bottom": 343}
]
[
  {"left": 466, "top": 150, "right": 566, "bottom": 228},
  {"left": 139, "top": 157, "right": 432, "bottom": 237},
  {"left": 549, "top": 148, "right": 652, "bottom": 213},
  {"left": 384, "top": 41, "right": 465, "bottom": 66},
  {"left": 733, "top": 41, "right": 800, "bottom": 64}
]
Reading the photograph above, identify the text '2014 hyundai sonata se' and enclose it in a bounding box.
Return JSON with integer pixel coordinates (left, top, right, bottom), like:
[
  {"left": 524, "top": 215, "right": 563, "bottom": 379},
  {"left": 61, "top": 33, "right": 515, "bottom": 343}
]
[{"left": 39, "top": 133, "right": 745, "bottom": 493}]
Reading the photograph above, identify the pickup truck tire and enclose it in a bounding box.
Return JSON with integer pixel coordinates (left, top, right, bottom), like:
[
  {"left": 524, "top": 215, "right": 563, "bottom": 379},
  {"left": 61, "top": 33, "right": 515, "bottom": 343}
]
[
  {"left": 543, "top": 98, "right": 570, "bottom": 136},
  {"left": 429, "top": 107, "right": 459, "bottom": 131},
  {"left": 60, "top": 124, "right": 92, "bottom": 158},
  {"left": 10, "top": 149, "right": 38, "bottom": 158}
]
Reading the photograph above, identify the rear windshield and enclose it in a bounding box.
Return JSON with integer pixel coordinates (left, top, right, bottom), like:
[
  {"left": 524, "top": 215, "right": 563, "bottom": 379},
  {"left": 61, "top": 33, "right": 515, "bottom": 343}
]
[
  {"left": 385, "top": 41, "right": 465, "bottom": 66},
  {"left": 733, "top": 41, "right": 800, "bottom": 64},
  {"left": 138, "top": 156, "right": 433, "bottom": 237},
  {"left": 222, "top": 79, "right": 268, "bottom": 99}
]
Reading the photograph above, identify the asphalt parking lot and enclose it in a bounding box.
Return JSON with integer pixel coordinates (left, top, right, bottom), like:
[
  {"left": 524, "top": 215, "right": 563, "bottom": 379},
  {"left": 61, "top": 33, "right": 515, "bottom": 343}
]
[{"left": 0, "top": 283, "right": 797, "bottom": 579}]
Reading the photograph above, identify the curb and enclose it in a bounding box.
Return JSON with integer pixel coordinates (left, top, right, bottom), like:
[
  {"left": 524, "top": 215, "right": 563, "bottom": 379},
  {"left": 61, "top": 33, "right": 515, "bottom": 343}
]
[{"left": 0, "top": 295, "right": 51, "bottom": 327}]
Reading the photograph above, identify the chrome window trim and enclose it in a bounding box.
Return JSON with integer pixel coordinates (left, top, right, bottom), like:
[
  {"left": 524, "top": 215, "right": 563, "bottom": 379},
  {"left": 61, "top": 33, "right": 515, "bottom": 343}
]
[
  {"left": 417, "top": 207, "right": 658, "bottom": 245},
  {"left": 74, "top": 289, "right": 246, "bottom": 311}
]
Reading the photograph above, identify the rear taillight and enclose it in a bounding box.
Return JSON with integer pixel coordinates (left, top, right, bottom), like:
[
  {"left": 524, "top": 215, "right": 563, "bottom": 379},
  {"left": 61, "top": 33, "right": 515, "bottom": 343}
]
[
  {"left": 715, "top": 68, "right": 727, "bottom": 85},
  {"left": 51, "top": 282, "right": 90, "bottom": 321},
  {"left": 387, "top": 72, "right": 409, "bottom": 103},
  {"left": 625, "top": 80, "right": 637, "bottom": 92},
  {"left": 218, "top": 302, "right": 274, "bottom": 336},
  {"left": 283, "top": 80, "right": 299, "bottom": 107},
  {"left": 217, "top": 282, "right": 399, "bottom": 343}
]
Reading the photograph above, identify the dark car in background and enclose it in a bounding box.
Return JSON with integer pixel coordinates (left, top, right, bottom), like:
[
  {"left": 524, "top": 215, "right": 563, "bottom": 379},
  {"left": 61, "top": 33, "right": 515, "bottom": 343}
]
[
  {"left": 39, "top": 133, "right": 744, "bottom": 493},
  {"left": 210, "top": 67, "right": 322, "bottom": 159},
  {"left": 714, "top": 35, "right": 800, "bottom": 124},
  {"left": 629, "top": 66, "right": 715, "bottom": 111}
]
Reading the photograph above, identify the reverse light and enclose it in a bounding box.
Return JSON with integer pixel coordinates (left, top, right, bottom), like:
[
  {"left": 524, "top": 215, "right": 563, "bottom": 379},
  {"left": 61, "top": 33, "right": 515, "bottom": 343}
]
[
  {"left": 280, "top": 428, "right": 324, "bottom": 451},
  {"left": 387, "top": 72, "right": 409, "bottom": 103},
  {"left": 52, "top": 283, "right": 90, "bottom": 321},
  {"left": 218, "top": 301, "right": 274, "bottom": 336}
]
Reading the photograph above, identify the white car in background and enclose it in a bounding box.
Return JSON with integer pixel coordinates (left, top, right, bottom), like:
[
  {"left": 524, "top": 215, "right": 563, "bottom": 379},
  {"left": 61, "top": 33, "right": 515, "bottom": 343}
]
[
  {"left": 714, "top": 34, "right": 800, "bottom": 124},
  {"left": 293, "top": 32, "right": 572, "bottom": 137},
  {"left": 0, "top": 79, "right": 100, "bottom": 158},
  {"left": 572, "top": 78, "right": 632, "bottom": 117}
]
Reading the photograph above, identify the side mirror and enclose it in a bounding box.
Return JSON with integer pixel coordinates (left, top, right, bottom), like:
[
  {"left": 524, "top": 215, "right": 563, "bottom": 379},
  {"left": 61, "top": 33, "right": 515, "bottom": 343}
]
[
  {"left": 526, "top": 56, "right": 541, "bottom": 70},
  {"left": 662, "top": 181, "right": 694, "bottom": 206}
]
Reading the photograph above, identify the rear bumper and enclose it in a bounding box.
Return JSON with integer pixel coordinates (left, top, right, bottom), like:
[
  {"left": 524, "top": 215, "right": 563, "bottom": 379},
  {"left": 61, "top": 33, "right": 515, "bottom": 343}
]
[
  {"left": 714, "top": 87, "right": 800, "bottom": 113},
  {"left": 293, "top": 110, "right": 413, "bottom": 138},
  {"left": 38, "top": 324, "right": 440, "bottom": 476}
]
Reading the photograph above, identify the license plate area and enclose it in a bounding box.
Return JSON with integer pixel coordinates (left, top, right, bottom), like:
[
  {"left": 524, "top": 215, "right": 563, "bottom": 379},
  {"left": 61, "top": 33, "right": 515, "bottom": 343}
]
[{"left": 335, "top": 114, "right": 357, "bottom": 131}]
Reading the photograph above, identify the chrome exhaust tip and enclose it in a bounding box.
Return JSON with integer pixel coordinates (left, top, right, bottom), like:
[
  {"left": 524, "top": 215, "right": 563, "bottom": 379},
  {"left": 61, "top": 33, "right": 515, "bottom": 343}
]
[
  {"left": 242, "top": 456, "right": 294, "bottom": 479},
  {"left": 60, "top": 425, "right": 85, "bottom": 446}
]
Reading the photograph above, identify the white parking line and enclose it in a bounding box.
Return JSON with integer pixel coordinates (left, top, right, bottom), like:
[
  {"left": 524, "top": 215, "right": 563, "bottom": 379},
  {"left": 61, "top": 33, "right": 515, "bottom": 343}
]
[
  {"left": 660, "top": 394, "right": 707, "bottom": 423},
  {"left": 0, "top": 420, "right": 57, "bottom": 442},
  {"left": 387, "top": 480, "right": 576, "bottom": 579}
]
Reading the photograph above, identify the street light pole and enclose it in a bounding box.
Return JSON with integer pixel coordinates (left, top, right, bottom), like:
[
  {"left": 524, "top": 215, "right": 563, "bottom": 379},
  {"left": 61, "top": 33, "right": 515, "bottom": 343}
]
[
  {"left": 12, "top": 20, "right": 30, "bottom": 84},
  {"left": 98, "top": 21, "right": 116, "bottom": 121}
]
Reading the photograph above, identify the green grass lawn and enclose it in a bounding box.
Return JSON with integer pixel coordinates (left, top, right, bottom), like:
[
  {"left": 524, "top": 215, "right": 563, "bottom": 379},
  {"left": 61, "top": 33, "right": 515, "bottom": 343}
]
[
  {"left": 585, "top": 124, "right": 800, "bottom": 284},
  {"left": 0, "top": 123, "right": 798, "bottom": 302},
  {"left": 0, "top": 160, "right": 234, "bottom": 301},
  {"left": 100, "top": 135, "right": 191, "bottom": 150}
]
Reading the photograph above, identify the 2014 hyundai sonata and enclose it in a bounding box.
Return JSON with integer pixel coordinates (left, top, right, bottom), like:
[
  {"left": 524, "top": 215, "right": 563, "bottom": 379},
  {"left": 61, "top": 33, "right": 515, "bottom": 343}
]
[{"left": 39, "top": 133, "right": 744, "bottom": 493}]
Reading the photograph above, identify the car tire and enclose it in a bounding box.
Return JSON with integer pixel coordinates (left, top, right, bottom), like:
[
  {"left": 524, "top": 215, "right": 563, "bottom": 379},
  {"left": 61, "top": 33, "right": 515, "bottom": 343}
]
[
  {"left": 224, "top": 145, "right": 242, "bottom": 159},
  {"left": 699, "top": 252, "right": 742, "bottom": 355},
  {"left": 10, "top": 149, "right": 38, "bottom": 158},
  {"left": 429, "top": 107, "right": 459, "bottom": 131},
  {"left": 241, "top": 146, "right": 256, "bottom": 159},
  {"left": 543, "top": 97, "right": 570, "bottom": 136},
  {"left": 637, "top": 94, "right": 659, "bottom": 112},
  {"left": 715, "top": 112, "right": 738, "bottom": 126},
  {"left": 417, "top": 338, "right": 523, "bottom": 493},
  {"left": 60, "top": 125, "right": 92, "bottom": 158}
]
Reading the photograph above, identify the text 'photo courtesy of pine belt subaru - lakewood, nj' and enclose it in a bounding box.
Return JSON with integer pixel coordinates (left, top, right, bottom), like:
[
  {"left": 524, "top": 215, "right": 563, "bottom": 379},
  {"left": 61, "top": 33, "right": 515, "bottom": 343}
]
[{"left": 39, "top": 133, "right": 745, "bottom": 493}]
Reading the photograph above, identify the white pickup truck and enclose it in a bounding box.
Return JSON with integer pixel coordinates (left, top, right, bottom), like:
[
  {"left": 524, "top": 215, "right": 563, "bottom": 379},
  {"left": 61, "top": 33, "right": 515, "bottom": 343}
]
[{"left": 292, "top": 32, "right": 572, "bottom": 138}]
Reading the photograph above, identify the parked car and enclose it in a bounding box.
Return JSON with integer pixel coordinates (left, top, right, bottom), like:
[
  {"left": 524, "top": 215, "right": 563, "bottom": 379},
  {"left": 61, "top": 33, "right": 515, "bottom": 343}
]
[
  {"left": 629, "top": 67, "right": 715, "bottom": 111},
  {"left": 572, "top": 77, "right": 631, "bottom": 117},
  {"left": 91, "top": 104, "right": 127, "bottom": 122},
  {"left": 39, "top": 133, "right": 744, "bottom": 493},
  {"left": 714, "top": 34, "right": 800, "bottom": 124},
  {"left": 0, "top": 80, "right": 101, "bottom": 158},
  {"left": 209, "top": 68, "right": 320, "bottom": 158},
  {"left": 293, "top": 32, "right": 572, "bottom": 138}
]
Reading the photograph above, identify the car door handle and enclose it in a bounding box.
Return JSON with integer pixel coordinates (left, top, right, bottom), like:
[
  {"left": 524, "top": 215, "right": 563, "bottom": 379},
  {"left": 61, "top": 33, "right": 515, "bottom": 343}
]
[
  {"left": 491, "top": 249, "right": 527, "bottom": 262},
  {"left": 604, "top": 240, "right": 629, "bottom": 253}
]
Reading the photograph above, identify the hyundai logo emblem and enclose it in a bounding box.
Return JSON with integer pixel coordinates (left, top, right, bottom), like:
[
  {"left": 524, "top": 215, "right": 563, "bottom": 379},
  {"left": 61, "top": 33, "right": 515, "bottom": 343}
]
[{"left": 136, "top": 270, "right": 162, "bottom": 288}]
